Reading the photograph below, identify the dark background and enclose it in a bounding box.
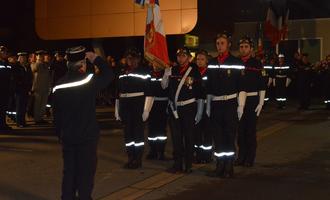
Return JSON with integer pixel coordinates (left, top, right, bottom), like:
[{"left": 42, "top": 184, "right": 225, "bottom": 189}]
[{"left": 0, "top": 0, "right": 329, "bottom": 59}]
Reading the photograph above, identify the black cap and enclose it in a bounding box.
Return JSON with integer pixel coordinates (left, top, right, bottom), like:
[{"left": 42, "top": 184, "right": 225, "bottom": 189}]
[
  {"left": 239, "top": 35, "right": 254, "bottom": 48},
  {"left": 124, "top": 47, "right": 142, "bottom": 58},
  {"left": 176, "top": 47, "right": 191, "bottom": 56},
  {"left": 216, "top": 31, "right": 232, "bottom": 41},
  {"left": 66, "top": 46, "right": 86, "bottom": 62},
  {"left": 17, "top": 52, "right": 28, "bottom": 56},
  {"left": 196, "top": 49, "right": 208, "bottom": 57},
  {"left": 54, "top": 51, "right": 65, "bottom": 57},
  {"left": 0, "top": 46, "right": 8, "bottom": 52},
  {"left": 35, "top": 50, "right": 48, "bottom": 55}
]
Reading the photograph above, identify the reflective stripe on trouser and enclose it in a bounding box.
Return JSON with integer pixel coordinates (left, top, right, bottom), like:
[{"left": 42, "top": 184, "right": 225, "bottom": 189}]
[
  {"left": 169, "top": 103, "right": 196, "bottom": 170},
  {"left": 211, "top": 100, "right": 238, "bottom": 160},
  {"left": 148, "top": 100, "right": 168, "bottom": 142},
  {"left": 120, "top": 96, "right": 145, "bottom": 160},
  {"left": 237, "top": 97, "right": 258, "bottom": 164},
  {"left": 194, "top": 111, "right": 213, "bottom": 153}
]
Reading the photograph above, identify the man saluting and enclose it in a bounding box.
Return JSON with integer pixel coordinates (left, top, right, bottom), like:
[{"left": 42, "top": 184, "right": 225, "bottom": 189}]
[{"left": 53, "top": 46, "right": 113, "bottom": 200}]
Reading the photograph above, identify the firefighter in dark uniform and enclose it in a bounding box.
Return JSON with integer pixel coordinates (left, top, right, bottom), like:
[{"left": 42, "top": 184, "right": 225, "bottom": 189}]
[
  {"left": 0, "top": 46, "right": 12, "bottom": 130},
  {"left": 323, "top": 55, "right": 330, "bottom": 109},
  {"left": 146, "top": 65, "right": 169, "bottom": 160},
  {"left": 205, "top": 32, "right": 245, "bottom": 178},
  {"left": 274, "top": 54, "right": 291, "bottom": 109},
  {"left": 296, "top": 53, "right": 313, "bottom": 110},
  {"left": 115, "top": 48, "right": 154, "bottom": 169},
  {"left": 162, "top": 47, "right": 203, "bottom": 173},
  {"left": 194, "top": 49, "right": 213, "bottom": 163},
  {"left": 7, "top": 52, "right": 19, "bottom": 121},
  {"left": 53, "top": 46, "right": 113, "bottom": 200},
  {"left": 236, "top": 36, "right": 266, "bottom": 167},
  {"left": 15, "top": 52, "right": 33, "bottom": 127},
  {"left": 262, "top": 62, "right": 274, "bottom": 104}
]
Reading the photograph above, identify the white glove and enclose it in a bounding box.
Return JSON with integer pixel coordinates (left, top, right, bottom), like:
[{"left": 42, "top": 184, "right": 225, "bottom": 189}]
[
  {"left": 285, "top": 78, "right": 291, "bottom": 87},
  {"left": 237, "top": 105, "right": 244, "bottom": 120},
  {"left": 195, "top": 99, "right": 204, "bottom": 124},
  {"left": 255, "top": 90, "right": 266, "bottom": 116},
  {"left": 161, "top": 67, "right": 172, "bottom": 89},
  {"left": 206, "top": 95, "right": 213, "bottom": 117},
  {"left": 237, "top": 91, "right": 247, "bottom": 120},
  {"left": 115, "top": 99, "right": 121, "bottom": 121},
  {"left": 142, "top": 96, "right": 154, "bottom": 122},
  {"left": 267, "top": 77, "right": 272, "bottom": 87}
]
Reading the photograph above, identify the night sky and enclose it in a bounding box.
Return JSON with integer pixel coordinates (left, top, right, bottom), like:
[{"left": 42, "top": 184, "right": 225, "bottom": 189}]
[{"left": 0, "top": 0, "right": 329, "bottom": 59}]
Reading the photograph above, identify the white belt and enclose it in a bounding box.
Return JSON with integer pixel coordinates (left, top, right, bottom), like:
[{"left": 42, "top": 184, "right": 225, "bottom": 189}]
[
  {"left": 247, "top": 92, "right": 258, "bottom": 97},
  {"left": 176, "top": 98, "right": 196, "bottom": 106},
  {"left": 213, "top": 94, "right": 237, "bottom": 101},
  {"left": 154, "top": 97, "right": 169, "bottom": 101},
  {"left": 120, "top": 92, "right": 144, "bottom": 98},
  {"left": 276, "top": 75, "right": 287, "bottom": 78}
]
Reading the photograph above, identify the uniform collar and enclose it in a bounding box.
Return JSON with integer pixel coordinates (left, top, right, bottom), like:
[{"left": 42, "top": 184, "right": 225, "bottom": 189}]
[
  {"left": 241, "top": 55, "right": 251, "bottom": 63},
  {"left": 217, "top": 52, "right": 230, "bottom": 64}
]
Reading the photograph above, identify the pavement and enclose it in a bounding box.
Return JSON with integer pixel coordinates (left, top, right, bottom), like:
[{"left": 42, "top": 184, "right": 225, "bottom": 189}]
[{"left": 0, "top": 101, "right": 329, "bottom": 200}]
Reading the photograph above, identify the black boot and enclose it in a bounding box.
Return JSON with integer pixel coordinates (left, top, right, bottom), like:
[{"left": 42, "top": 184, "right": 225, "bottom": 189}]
[
  {"left": 131, "top": 146, "right": 143, "bottom": 169},
  {"left": 203, "top": 150, "right": 212, "bottom": 163},
  {"left": 207, "top": 158, "right": 225, "bottom": 177},
  {"left": 158, "top": 142, "right": 168, "bottom": 160},
  {"left": 223, "top": 157, "right": 234, "bottom": 178},
  {"left": 146, "top": 141, "right": 157, "bottom": 160},
  {"left": 123, "top": 147, "right": 134, "bottom": 169}
]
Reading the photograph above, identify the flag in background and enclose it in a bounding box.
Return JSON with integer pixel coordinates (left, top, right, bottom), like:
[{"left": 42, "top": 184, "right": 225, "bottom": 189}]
[
  {"left": 135, "top": 0, "right": 169, "bottom": 68},
  {"left": 264, "top": 6, "right": 281, "bottom": 46},
  {"left": 281, "top": 9, "right": 289, "bottom": 40}
]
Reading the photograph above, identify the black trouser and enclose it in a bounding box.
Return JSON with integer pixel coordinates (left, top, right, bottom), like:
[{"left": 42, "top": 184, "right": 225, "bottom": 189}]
[
  {"left": 237, "top": 97, "right": 258, "bottom": 165},
  {"left": 169, "top": 103, "right": 196, "bottom": 170},
  {"left": 297, "top": 80, "right": 311, "bottom": 109},
  {"left": 148, "top": 100, "right": 168, "bottom": 156},
  {"left": 0, "top": 93, "right": 9, "bottom": 128},
  {"left": 275, "top": 78, "right": 287, "bottom": 108},
  {"left": 61, "top": 139, "right": 98, "bottom": 200},
  {"left": 211, "top": 100, "right": 238, "bottom": 160},
  {"left": 120, "top": 97, "right": 145, "bottom": 161},
  {"left": 15, "top": 92, "right": 28, "bottom": 126},
  {"left": 194, "top": 110, "right": 213, "bottom": 160}
]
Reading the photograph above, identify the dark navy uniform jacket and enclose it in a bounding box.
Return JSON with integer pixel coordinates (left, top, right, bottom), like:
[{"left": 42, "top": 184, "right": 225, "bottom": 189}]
[
  {"left": 240, "top": 57, "right": 267, "bottom": 92},
  {"left": 168, "top": 63, "right": 203, "bottom": 103},
  {"left": 206, "top": 54, "right": 245, "bottom": 96},
  {"left": 53, "top": 57, "right": 113, "bottom": 144},
  {"left": 150, "top": 69, "right": 168, "bottom": 98},
  {"left": 117, "top": 65, "right": 152, "bottom": 97}
]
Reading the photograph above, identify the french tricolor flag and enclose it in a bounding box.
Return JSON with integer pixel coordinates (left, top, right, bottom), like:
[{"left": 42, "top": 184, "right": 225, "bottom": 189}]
[{"left": 135, "top": 0, "right": 169, "bottom": 68}]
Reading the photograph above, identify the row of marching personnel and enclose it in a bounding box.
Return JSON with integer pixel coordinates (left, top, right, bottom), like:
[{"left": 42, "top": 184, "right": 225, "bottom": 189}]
[
  {"left": 116, "top": 32, "right": 279, "bottom": 178},
  {"left": 0, "top": 46, "right": 68, "bottom": 130}
]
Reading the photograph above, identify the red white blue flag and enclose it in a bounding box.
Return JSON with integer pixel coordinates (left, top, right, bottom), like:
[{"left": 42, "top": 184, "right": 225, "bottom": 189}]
[{"left": 135, "top": 0, "right": 169, "bottom": 68}]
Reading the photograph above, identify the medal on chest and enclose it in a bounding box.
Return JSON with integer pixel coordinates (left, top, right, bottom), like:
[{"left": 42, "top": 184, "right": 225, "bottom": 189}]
[{"left": 185, "top": 76, "right": 194, "bottom": 89}]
